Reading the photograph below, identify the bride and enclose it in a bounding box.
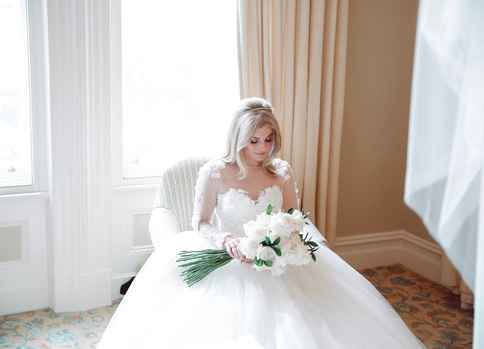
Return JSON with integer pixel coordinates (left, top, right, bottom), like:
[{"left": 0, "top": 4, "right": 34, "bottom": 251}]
[{"left": 97, "top": 97, "right": 427, "bottom": 349}]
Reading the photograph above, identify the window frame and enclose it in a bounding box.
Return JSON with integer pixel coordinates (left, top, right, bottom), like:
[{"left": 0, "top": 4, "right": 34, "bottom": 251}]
[
  {"left": 0, "top": 0, "right": 49, "bottom": 196},
  {"left": 110, "top": 0, "right": 161, "bottom": 187},
  {"left": 109, "top": 0, "right": 240, "bottom": 187}
]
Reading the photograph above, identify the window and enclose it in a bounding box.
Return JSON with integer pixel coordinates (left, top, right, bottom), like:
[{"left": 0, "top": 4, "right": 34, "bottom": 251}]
[
  {"left": 113, "top": 1, "right": 240, "bottom": 181},
  {"left": 0, "top": 0, "right": 32, "bottom": 188}
]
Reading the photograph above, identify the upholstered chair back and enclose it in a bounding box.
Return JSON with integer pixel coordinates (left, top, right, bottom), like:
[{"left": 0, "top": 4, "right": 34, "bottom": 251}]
[{"left": 154, "top": 157, "right": 210, "bottom": 232}]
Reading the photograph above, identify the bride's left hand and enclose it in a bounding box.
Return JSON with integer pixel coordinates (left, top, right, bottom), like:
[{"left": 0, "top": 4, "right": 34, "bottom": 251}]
[
  {"left": 224, "top": 237, "right": 253, "bottom": 264},
  {"left": 240, "top": 256, "right": 253, "bottom": 264}
]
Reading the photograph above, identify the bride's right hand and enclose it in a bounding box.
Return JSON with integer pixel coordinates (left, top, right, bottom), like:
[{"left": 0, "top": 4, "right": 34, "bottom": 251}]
[{"left": 223, "top": 236, "right": 252, "bottom": 263}]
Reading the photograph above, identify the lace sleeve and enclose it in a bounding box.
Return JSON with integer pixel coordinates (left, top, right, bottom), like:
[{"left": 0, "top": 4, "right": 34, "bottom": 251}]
[
  {"left": 277, "top": 159, "right": 328, "bottom": 244},
  {"left": 273, "top": 159, "right": 300, "bottom": 211},
  {"left": 191, "top": 159, "right": 233, "bottom": 249}
]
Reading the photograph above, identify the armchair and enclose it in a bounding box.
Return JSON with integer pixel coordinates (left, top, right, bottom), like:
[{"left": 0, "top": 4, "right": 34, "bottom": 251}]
[{"left": 149, "top": 157, "right": 210, "bottom": 249}]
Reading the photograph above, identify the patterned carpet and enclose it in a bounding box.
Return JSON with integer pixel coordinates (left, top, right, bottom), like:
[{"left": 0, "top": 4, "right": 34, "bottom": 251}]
[
  {"left": 0, "top": 263, "right": 474, "bottom": 349},
  {"left": 361, "top": 264, "right": 474, "bottom": 349}
]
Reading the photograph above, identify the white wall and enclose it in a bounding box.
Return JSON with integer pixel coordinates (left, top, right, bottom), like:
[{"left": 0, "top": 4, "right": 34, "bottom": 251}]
[
  {"left": 110, "top": 186, "right": 157, "bottom": 301},
  {"left": 0, "top": 0, "right": 158, "bottom": 315},
  {"left": 0, "top": 0, "right": 168, "bottom": 315},
  {"left": 0, "top": 0, "right": 50, "bottom": 316},
  {"left": 0, "top": 194, "right": 49, "bottom": 315}
]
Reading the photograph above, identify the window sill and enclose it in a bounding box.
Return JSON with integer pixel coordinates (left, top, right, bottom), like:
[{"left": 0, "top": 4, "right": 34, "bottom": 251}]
[{"left": 0, "top": 191, "right": 49, "bottom": 200}]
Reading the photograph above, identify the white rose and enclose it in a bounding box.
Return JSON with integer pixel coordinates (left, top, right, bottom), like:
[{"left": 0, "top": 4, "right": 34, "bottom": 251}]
[
  {"left": 285, "top": 240, "right": 311, "bottom": 266},
  {"left": 255, "top": 212, "right": 271, "bottom": 226},
  {"left": 243, "top": 220, "right": 267, "bottom": 241},
  {"left": 269, "top": 213, "right": 293, "bottom": 239},
  {"left": 256, "top": 246, "right": 277, "bottom": 262},
  {"left": 238, "top": 237, "right": 260, "bottom": 259},
  {"left": 290, "top": 209, "right": 305, "bottom": 220},
  {"left": 280, "top": 233, "right": 300, "bottom": 253},
  {"left": 287, "top": 210, "right": 306, "bottom": 232}
]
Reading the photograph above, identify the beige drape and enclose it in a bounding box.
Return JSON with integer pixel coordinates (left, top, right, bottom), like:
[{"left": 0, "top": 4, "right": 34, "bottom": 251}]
[{"left": 237, "top": 0, "right": 348, "bottom": 244}]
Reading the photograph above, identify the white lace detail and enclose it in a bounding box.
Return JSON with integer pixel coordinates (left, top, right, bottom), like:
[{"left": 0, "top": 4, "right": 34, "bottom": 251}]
[
  {"left": 191, "top": 159, "right": 225, "bottom": 222},
  {"left": 272, "top": 158, "right": 291, "bottom": 180},
  {"left": 190, "top": 157, "right": 311, "bottom": 247},
  {"left": 218, "top": 184, "right": 281, "bottom": 204},
  {"left": 191, "top": 158, "right": 231, "bottom": 248},
  {"left": 272, "top": 158, "right": 301, "bottom": 207},
  {"left": 202, "top": 158, "right": 225, "bottom": 179},
  {"left": 217, "top": 184, "right": 284, "bottom": 237},
  {"left": 191, "top": 158, "right": 290, "bottom": 246}
]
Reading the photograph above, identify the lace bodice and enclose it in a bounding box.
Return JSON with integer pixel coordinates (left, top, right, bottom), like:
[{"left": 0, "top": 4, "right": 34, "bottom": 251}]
[
  {"left": 191, "top": 158, "right": 300, "bottom": 248},
  {"left": 216, "top": 184, "right": 284, "bottom": 237}
]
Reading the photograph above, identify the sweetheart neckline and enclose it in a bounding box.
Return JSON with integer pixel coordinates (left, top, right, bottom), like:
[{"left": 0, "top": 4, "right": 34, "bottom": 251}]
[{"left": 217, "top": 184, "right": 282, "bottom": 204}]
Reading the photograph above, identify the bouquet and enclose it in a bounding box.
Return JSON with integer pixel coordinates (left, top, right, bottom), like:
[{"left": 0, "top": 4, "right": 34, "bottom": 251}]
[{"left": 177, "top": 204, "right": 321, "bottom": 287}]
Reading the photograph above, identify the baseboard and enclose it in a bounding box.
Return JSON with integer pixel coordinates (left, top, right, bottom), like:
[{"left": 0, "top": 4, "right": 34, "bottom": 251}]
[
  {"left": 333, "top": 230, "right": 448, "bottom": 285},
  {"left": 50, "top": 268, "right": 113, "bottom": 313},
  {"left": 77, "top": 268, "right": 112, "bottom": 311},
  {"left": 0, "top": 285, "right": 49, "bottom": 316}
]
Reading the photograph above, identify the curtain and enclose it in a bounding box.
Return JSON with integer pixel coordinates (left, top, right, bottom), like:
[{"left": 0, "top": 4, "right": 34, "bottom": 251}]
[
  {"left": 404, "top": 0, "right": 484, "bottom": 346},
  {"left": 237, "top": 0, "right": 348, "bottom": 245}
]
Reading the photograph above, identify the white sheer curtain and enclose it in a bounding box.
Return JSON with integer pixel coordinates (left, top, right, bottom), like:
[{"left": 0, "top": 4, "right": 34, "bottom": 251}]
[{"left": 404, "top": 1, "right": 483, "bottom": 346}]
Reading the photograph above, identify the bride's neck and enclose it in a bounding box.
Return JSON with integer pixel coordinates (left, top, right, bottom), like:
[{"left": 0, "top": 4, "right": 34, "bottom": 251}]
[{"left": 244, "top": 160, "right": 264, "bottom": 168}]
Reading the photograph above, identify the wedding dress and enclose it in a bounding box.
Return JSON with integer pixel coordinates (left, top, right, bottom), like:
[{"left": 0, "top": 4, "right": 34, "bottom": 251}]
[{"left": 97, "top": 158, "right": 426, "bottom": 349}]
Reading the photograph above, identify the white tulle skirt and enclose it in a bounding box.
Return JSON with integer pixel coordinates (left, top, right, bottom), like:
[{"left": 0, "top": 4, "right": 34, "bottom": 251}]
[{"left": 97, "top": 231, "right": 427, "bottom": 349}]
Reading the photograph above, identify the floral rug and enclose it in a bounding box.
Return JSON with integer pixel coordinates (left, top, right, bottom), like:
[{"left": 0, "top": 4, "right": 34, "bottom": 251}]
[
  {"left": 0, "top": 301, "right": 117, "bottom": 349},
  {"left": 361, "top": 264, "right": 474, "bottom": 349},
  {"left": 0, "top": 263, "right": 474, "bottom": 349}
]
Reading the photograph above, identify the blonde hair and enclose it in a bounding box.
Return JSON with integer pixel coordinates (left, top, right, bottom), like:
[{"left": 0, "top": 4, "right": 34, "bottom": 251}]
[{"left": 222, "top": 97, "right": 282, "bottom": 180}]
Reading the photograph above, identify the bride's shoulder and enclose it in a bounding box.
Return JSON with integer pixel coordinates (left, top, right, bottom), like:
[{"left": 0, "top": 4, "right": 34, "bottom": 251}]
[
  {"left": 199, "top": 157, "right": 228, "bottom": 179},
  {"left": 271, "top": 158, "right": 293, "bottom": 180}
]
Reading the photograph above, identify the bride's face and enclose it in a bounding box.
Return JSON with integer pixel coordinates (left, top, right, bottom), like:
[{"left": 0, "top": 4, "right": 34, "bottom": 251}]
[{"left": 242, "top": 125, "right": 274, "bottom": 165}]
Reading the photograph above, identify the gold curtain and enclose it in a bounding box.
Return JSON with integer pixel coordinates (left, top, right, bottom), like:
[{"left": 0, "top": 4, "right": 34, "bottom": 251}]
[{"left": 237, "top": 0, "right": 348, "bottom": 245}]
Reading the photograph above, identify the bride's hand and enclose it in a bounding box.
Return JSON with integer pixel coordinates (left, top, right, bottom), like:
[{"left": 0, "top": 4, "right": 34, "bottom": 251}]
[{"left": 223, "top": 236, "right": 252, "bottom": 263}]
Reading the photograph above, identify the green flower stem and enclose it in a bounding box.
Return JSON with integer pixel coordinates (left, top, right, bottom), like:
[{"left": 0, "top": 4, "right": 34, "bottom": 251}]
[
  {"left": 177, "top": 254, "right": 227, "bottom": 261},
  {"left": 178, "top": 249, "right": 227, "bottom": 255},
  {"left": 177, "top": 248, "right": 234, "bottom": 287},
  {"left": 179, "top": 259, "right": 222, "bottom": 268},
  {"left": 178, "top": 255, "right": 226, "bottom": 263},
  {"left": 178, "top": 254, "right": 226, "bottom": 260}
]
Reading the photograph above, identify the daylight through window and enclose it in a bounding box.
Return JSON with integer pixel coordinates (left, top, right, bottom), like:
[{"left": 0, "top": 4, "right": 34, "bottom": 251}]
[
  {"left": 120, "top": 1, "right": 240, "bottom": 179},
  {"left": 0, "top": 0, "right": 32, "bottom": 188}
]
